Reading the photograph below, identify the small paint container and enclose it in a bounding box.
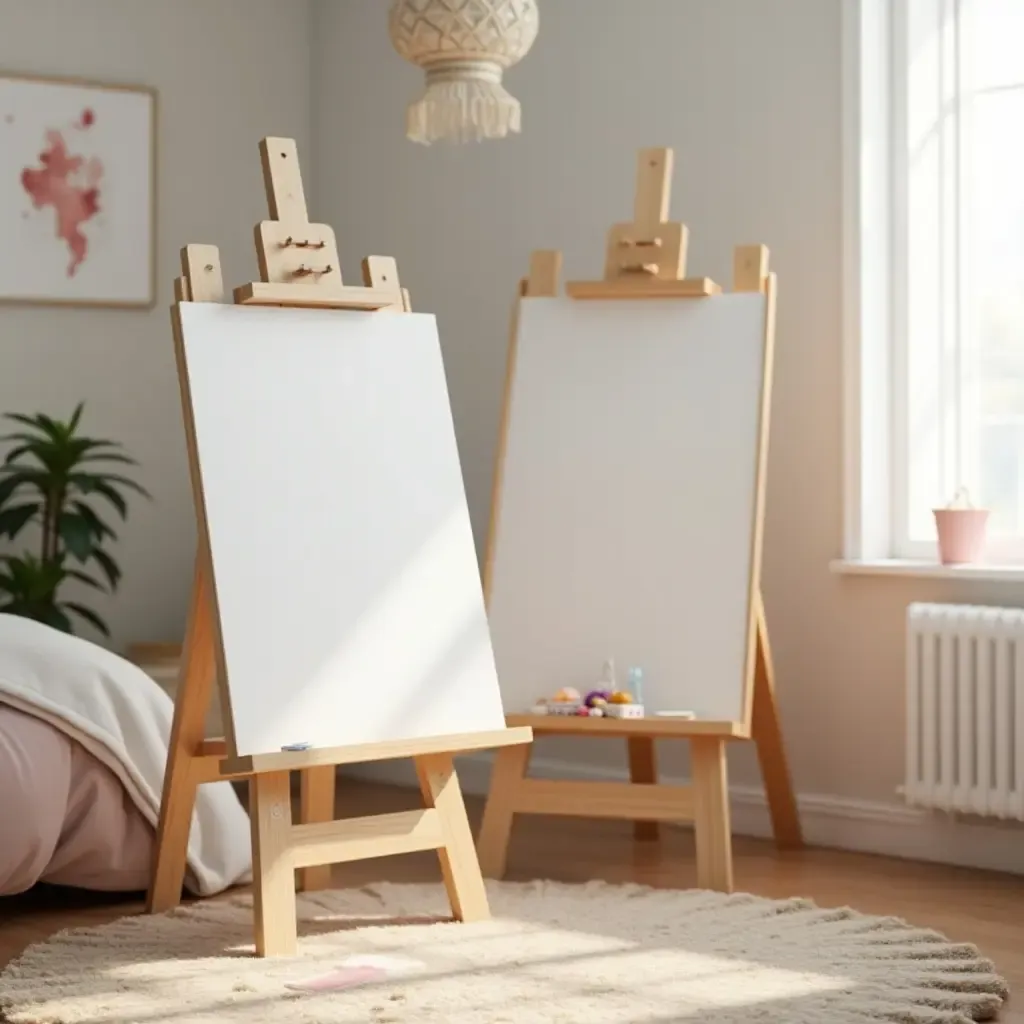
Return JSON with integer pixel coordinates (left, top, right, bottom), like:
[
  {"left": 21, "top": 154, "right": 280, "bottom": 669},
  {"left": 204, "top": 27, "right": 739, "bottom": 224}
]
[{"left": 603, "top": 704, "right": 645, "bottom": 719}]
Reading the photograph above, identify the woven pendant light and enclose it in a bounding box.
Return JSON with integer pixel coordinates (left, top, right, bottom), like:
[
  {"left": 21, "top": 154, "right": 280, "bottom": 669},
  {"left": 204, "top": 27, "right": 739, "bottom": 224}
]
[{"left": 388, "top": 0, "right": 539, "bottom": 145}]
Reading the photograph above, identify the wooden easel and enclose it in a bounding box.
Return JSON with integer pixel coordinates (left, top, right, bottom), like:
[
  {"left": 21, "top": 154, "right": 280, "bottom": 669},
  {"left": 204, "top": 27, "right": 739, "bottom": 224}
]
[
  {"left": 477, "top": 148, "right": 802, "bottom": 893},
  {"left": 148, "top": 136, "right": 532, "bottom": 957}
]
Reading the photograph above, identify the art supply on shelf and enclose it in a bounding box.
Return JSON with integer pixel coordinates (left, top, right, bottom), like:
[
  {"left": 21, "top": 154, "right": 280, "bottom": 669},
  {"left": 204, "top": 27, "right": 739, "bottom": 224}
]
[
  {"left": 603, "top": 700, "right": 645, "bottom": 720},
  {"left": 601, "top": 657, "right": 617, "bottom": 691},
  {"left": 627, "top": 666, "right": 645, "bottom": 706},
  {"left": 544, "top": 686, "right": 582, "bottom": 715},
  {"left": 547, "top": 702, "right": 583, "bottom": 716},
  {"left": 582, "top": 689, "right": 610, "bottom": 717},
  {"left": 603, "top": 672, "right": 645, "bottom": 718}
]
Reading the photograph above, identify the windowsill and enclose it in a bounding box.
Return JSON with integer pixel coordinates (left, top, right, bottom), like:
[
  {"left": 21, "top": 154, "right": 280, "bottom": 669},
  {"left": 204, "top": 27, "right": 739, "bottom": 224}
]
[{"left": 830, "top": 558, "right": 1024, "bottom": 583}]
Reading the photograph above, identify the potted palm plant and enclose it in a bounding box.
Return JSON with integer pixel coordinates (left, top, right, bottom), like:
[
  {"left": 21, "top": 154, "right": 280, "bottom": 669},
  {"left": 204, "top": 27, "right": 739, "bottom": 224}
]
[{"left": 0, "top": 403, "right": 149, "bottom": 636}]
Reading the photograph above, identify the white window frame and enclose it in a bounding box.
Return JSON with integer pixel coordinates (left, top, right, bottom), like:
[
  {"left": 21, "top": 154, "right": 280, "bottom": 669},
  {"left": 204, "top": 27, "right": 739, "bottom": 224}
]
[
  {"left": 842, "top": 0, "right": 1024, "bottom": 567},
  {"left": 842, "top": 0, "right": 895, "bottom": 564}
]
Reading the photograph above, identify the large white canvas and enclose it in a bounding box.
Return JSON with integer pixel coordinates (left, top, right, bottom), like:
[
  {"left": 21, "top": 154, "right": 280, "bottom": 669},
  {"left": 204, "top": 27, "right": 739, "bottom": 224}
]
[
  {"left": 488, "top": 296, "right": 769, "bottom": 724},
  {"left": 177, "top": 303, "right": 507, "bottom": 757},
  {"left": 0, "top": 75, "right": 154, "bottom": 306}
]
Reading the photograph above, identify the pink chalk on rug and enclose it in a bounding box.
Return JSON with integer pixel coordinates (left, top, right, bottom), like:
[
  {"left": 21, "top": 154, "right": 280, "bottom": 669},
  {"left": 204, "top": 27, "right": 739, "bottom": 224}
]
[
  {"left": 285, "top": 955, "right": 425, "bottom": 993},
  {"left": 285, "top": 965, "right": 386, "bottom": 992}
]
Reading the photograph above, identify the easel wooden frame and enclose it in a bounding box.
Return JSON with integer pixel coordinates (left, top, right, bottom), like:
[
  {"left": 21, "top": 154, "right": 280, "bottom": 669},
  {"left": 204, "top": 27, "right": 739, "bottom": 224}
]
[
  {"left": 148, "top": 136, "right": 532, "bottom": 957},
  {"left": 477, "top": 148, "right": 802, "bottom": 893}
]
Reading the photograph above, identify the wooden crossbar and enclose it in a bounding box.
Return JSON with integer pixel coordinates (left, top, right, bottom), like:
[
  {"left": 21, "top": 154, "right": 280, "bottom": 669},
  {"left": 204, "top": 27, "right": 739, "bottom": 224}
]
[
  {"left": 512, "top": 780, "right": 696, "bottom": 821},
  {"left": 288, "top": 809, "right": 445, "bottom": 868},
  {"left": 221, "top": 726, "right": 532, "bottom": 776},
  {"left": 503, "top": 714, "right": 749, "bottom": 739},
  {"left": 234, "top": 281, "right": 398, "bottom": 310},
  {"left": 565, "top": 277, "right": 720, "bottom": 299}
]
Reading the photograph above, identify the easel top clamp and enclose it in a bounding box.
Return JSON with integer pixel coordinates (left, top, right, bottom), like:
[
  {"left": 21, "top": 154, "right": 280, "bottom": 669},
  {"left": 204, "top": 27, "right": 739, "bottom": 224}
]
[
  {"left": 486, "top": 145, "right": 779, "bottom": 742},
  {"left": 173, "top": 137, "right": 410, "bottom": 313},
  {"left": 528, "top": 146, "right": 772, "bottom": 302},
  {"left": 169, "top": 136, "right": 533, "bottom": 782}
]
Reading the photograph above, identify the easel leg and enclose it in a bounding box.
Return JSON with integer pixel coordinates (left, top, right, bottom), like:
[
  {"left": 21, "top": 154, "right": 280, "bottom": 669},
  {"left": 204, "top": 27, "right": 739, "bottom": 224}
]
[
  {"left": 627, "top": 737, "right": 659, "bottom": 841},
  {"left": 752, "top": 596, "right": 803, "bottom": 848},
  {"left": 148, "top": 557, "right": 217, "bottom": 913},
  {"left": 691, "top": 737, "right": 733, "bottom": 892},
  {"left": 417, "top": 754, "right": 490, "bottom": 922},
  {"left": 477, "top": 742, "right": 531, "bottom": 879},
  {"left": 297, "top": 766, "right": 336, "bottom": 891},
  {"left": 250, "top": 771, "right": 297, "bottom": 957}
]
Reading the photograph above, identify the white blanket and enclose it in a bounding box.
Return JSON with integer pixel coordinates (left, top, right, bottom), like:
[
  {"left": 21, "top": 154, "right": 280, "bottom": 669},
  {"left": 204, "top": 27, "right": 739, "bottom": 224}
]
[{"left": 0, "top": 614, "right": 252, "bottom": 896}]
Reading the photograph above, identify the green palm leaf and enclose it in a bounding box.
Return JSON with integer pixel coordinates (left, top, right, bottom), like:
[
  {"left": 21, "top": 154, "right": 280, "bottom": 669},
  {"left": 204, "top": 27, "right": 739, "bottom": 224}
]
[
  {"left": 70, "top": 501, "right": 116, "bottom": 541},
  {"left": 0, "top": 503, "right": 38, "bottom": 539},
  {"left": 58, "top": 512, "right": 95, "bottom": 561},
  {"left": 69, "top": 441, "right": 127, "bottom": 462},
  {"left": 65, "top": 568, "right": 105, "bottom": 591},
  {"left": 3, "top": 413, "right": 63, "bottom": 444},
  {"left": 88, "top": 547, "right": 121, "bottom": 589},
  {"left": 64, "top": 601, "right": 109, "bottom": 636},
  {"left": 0, "top": 474, "right": 31, "bottom": 506},
  {"left": 2, "top": 444, "right": 43, "bottom": 466},
  {"left": 39, "top": 604, "right": 73, "bottom": 633},
  {"left": 79, "top": 451, "right": 139, "bottom": 467},
  {"left": 69, "top": 475, "right": 128, "bottom": 518},
  {"left": 0, "top": 470, "right": 55, "bottom": 506},
  {"left": 30, "top": 413, "right": 65, "bottom": 439},
  {"left": 3, "top": 412, "right": 47, "bottom": 431},
  {"left": 0, "top": 431, "right": 48, "bottom": 443},
  {"left": 83, "top": 472, "right": 151, "bottom": 499}
]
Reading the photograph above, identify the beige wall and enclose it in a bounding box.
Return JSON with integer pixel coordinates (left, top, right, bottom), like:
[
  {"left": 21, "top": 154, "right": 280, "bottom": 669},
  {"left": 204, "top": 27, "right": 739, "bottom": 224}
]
[
  {"left": 0, "top": 0, "right": 312, "bottom": 649},
  {"left": 310, "top": 0, "right": 1024, "bottom": 810},
  {"left": 4, "top": 0, "right": 1021, "bottom": 831}
]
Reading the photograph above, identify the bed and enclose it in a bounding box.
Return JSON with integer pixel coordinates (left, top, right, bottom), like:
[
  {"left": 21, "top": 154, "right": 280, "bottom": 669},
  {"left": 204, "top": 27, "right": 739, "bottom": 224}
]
[
  {"left": 0, "top": 704, "right": 156, "bottom": 894},
  {"left": 0, "top": 614, "right": 251, "bottom": 898}
]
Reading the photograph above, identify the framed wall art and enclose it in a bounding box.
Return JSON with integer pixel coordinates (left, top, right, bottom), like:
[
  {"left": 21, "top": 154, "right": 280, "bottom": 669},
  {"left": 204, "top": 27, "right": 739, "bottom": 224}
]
[{"left": 0, "top": 72, "right": 156, "bottom": 309}]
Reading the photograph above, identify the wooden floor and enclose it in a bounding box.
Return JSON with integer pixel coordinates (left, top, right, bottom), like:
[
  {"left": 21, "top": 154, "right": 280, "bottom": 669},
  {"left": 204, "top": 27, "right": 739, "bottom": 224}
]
[{"left": 2, "top": 779, "right": 1023, "bottom": 1020}]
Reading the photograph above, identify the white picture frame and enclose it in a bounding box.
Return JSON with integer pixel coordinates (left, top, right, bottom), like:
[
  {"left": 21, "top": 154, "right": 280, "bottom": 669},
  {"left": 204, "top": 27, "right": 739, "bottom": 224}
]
[{"left": 0, "top": 71, "right": 156, "bottom": 309}]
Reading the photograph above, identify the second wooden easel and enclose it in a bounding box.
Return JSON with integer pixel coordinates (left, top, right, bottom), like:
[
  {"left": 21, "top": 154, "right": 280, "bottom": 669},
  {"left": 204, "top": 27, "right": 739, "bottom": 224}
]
[
  {"left": 477, "top": 148, "right": 803, "bottom": 893},
  {"left": 148, "top": 137, "right": 531, "bottom": 956}
]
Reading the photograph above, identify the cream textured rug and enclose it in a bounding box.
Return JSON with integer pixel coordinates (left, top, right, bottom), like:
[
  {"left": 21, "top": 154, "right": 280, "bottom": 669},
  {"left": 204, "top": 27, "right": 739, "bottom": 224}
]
[{"left": 0, "top": 881, "right": 1008, "bottom": 1023}]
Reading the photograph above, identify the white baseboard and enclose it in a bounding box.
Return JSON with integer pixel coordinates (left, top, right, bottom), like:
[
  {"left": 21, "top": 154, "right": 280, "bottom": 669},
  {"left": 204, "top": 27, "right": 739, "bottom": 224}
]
[{"left": 343, "top": 751, "right": 1024, "bottom": 877}]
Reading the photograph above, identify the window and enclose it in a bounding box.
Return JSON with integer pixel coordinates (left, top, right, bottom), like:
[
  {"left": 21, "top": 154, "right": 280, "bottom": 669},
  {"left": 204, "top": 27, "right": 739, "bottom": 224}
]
[{"left": 844, "top": 0, "right": 1024, "bottom": 564}]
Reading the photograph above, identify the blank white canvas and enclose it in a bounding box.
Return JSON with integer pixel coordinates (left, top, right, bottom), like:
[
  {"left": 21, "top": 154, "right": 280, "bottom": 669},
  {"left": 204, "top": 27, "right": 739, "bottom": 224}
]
[
  {"left": 487, "top": 296, "right": 769, "bottom": 724},
  {"left": 177, "top": 303, "right": 507, "bottom": 757}
]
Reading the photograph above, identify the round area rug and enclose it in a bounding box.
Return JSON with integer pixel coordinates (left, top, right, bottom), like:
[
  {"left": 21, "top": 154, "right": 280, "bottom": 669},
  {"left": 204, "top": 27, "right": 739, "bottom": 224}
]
[{"left": 0, "top": 881, "right": 1008, "bottom": 1023}]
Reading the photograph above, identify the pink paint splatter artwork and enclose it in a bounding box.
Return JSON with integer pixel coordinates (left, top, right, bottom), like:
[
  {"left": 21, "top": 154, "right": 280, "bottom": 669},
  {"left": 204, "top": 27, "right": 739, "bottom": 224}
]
[{"left": 20, "top": 111, "right": 103, "bottom": 276}]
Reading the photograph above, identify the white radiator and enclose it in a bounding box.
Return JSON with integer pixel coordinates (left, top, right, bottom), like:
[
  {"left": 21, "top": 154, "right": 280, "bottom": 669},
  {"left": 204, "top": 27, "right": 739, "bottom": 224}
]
[{"left": 906, "top": 602, "right": 1024, "bottom": 821}]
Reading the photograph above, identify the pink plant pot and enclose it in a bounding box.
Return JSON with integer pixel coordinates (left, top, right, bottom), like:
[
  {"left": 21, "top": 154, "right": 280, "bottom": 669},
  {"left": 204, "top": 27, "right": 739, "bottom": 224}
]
[{"left": 933, "top": 508, "right": 990, "bottom": 565}]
